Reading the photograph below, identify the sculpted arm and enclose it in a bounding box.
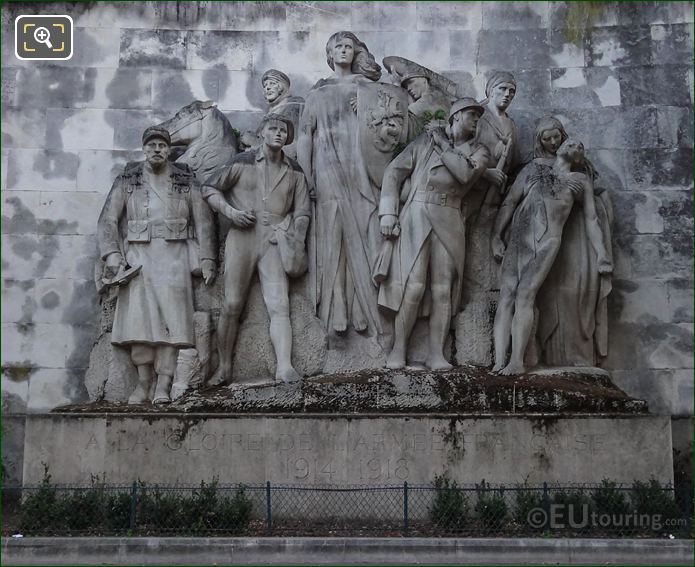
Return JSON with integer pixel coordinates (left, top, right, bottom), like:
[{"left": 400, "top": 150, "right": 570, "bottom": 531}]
[
  {"left": 202, "top": 164, "right": 256, "bottom": 229},
  {"left": 97, "top": 175, "right": 127, "bottom": 275},
  {"left": 440, "top": 145, "right": 490, "bottom": 187},
  {"left": 293, "top": 173, "right": 311, "bottom": 241},
  {"left": 582, "top": 178, "right": 613, "bottom": 274},
  {"left": 190, "top": 178, "right": 217, "bottom": 284},
  {"left": 492, "top": 168, "right": 527, "bottom": 261},
  {"left": 379, "top": 140, "right": 417, "bottom": 237},
  {"left": 297, "top": 102, "right": 317, "bottom": 190}
]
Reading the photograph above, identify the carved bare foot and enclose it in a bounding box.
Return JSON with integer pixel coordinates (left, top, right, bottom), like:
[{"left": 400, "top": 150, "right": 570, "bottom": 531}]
[
  {"left": 352, "top": 316, "right": 367, "bottom": 333},
  {"left": 332, "top": 300, "right": 348, "bottom": 334},
  {"left": 491, "top": 362, "right": 505, "bottom": 373},
  {"left": 386, "top": 350, "right": 406, "bottom": 369},
  {"left": 208, "top": 366, "right": 231, "bottom": 386},
  {"left": 127, "top": 386, "right": 149, "bottom": 405},
  {"left": 499, "top": 362, "right": 526, "bottom": 376},
  {"left": 276, "top": 366, "right": 301, "bottom": 384},
  {"left": 428, "top": 357, "right": 454, "bottom": 371}
]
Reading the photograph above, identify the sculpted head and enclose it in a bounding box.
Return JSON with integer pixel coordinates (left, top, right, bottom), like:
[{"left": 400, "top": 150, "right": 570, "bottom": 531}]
[
  {"left": 403, "top": 76, "right": 429, "bottom": 101},
  {"left": 262, "top": 69, "right": 290, "bottom": 105},
  {"left": 326, "top": 31, "right": 382, "bottom": 81},
  {"left": 535, "top": 116, "right": 568, "bottom": 158},
  {"left": 557, "top": 138, "right": 585, "bottom": 166},
  {"left": 448, "top": 97, "right": 484, "bottom": 142},
  {"left": 258, "top": 113, "right": 293, "bottom": 150},
  {"left": 142, "top": 126, "right": 171, "bottom": 169},
  {"left": 485, "top": 71, "right": 517, "bottom": 111}
]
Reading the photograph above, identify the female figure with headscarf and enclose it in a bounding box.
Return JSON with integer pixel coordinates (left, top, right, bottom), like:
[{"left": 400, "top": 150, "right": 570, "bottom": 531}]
[
  {"left": 297, "top": 31, "right": 383, "bottom": 336},
  {"left": 459, "top": 71, "right": 521, "bottom": 365},
  {"left": 531, "top": 118, "right": 614, "bottom": 368},
  {"left": 490, "top": 138, "right": 613, "bottom": 375}
]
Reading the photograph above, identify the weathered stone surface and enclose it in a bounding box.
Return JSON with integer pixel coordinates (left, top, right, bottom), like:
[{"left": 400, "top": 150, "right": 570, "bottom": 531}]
[
  {"left": 478, "top": 28, "right": 550, "bottom": 70},
  {"left": 151, "top": 70, "right": 219, "bottom": 111},
  {"left": 352, "top": 1, "right": 417, "bottom": 31},
  {"left": 285, "top": 1, "right": 352, "bottom": 32},
  {"left": 651, "top": 23, "right": 694, "bottom": 65},
  {"left": 416, "top": 1, "right": 482, "bottom": 31},
  {"left": 45, "top": 109, "right": 116, "bottom": 151},
  {"left": 623, "top": 147, "right": 693, "bottom": 190},
  {"left": 2, "top": 107, "right": 47, "bottom": 149},
  {"left": 1, "top": 416, "right": 25, "bottom": 485},
  {"left": 5, "top": 149, "right": 79, "bottom": 191},
  {"left": 76, "top": 150, "right": 140, "bottom": 192},
  {"left": 657, "top": 105, "right": 694, "bottom": 149},
  {"left": 482, "top": 1, "right": 549, "bottom": 30},
  {"left": 23, "top": 412, "right": 673, "bottom": 486},
  {"left": 549, "top": 28, "right": 586, "bottom": 68},
  {"left": 618, "top": 64, "right": 692, "bottom": 107},
  {"left": 585, "top": 25, "right": 653, "bottom": 67},
  {"left": 612, "top": 368, "right": 693, "bottom": 417},
  {"left": 550, "top": 67, "right": 621, "bottom": 108},
  {"left": 186, "top": 31, "right": 262, "bottom": 71},
  {"left": 119, "top": 29, "right": 187, "bottom": 69}
]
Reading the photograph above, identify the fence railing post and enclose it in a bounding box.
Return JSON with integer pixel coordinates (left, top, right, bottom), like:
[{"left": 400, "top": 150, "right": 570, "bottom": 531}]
[
  {"left": 542, "top": 481, "right": 549, "bottom": 530},
  {"left": 403, "top": 481, "right": 409, "bottom": 533},
  {"left": 266, "top": 481, "right": 272, "bottom": 531},
  {"left": 129, "top": 481, "right": 138, "bottom": 532}
]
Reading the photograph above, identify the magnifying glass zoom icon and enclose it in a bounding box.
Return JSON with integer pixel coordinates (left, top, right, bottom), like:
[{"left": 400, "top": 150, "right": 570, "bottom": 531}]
[{"left": 33, "top": 26, "right": 53, "bottom": 49}]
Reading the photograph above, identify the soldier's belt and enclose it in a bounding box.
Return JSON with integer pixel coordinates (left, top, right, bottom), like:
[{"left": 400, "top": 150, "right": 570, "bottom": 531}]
[
  {"left": 128, "top": 220, "right": 194, "bottom": 241},
  {"left": 413, "top": 189, "right": 462, "bottom": 209},
  {"left": 259, "top": 211, "right": 286, "bottom": 226}
]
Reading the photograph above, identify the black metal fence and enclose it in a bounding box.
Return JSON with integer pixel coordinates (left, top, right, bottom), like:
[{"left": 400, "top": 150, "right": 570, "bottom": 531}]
[{"left": 2, "top": 479, "right": 692, "bottom": 538}]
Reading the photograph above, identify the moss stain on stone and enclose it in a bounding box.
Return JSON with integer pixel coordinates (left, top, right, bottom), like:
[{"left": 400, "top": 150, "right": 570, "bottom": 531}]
[{"left": 1, "top": 362, "right": 36, "bottom": 382}]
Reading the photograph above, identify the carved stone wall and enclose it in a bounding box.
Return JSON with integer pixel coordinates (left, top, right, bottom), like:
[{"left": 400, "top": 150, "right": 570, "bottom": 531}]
[{"left": 1, "top": 1, "right": 692, "bottom": 447}]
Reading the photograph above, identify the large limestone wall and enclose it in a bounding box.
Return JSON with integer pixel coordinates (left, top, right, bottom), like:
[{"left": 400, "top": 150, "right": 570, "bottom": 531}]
[{"left": 2, "top": 1, "right": 693, "bottom": 433}]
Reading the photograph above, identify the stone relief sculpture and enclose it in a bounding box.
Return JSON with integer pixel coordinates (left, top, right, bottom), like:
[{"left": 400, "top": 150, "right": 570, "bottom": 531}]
[
  {"left": 157, "top": 100, "right": 239, "bottom": 181},
  {"left": 297, "top": 31, "right": 385, "bottom": 336},
  {"left": 202, "top": 114, "right": 311, "bottom": 384},
  {"left": 491, "top": 138, "right": 613, "bottom": 375},
  {"left": 377, "top": 98, "right": 490, "bottom": 370},
  {"left": 382, "top": 56, "right": 458, "bottom": 138},
  {"left": 97, "top": 126, "right": 216, "bottom": 403},
  {"left": 87, "top": 31, "right": 622, "bottom": 408},
  {"left": 458, "top": 71, "right": 521, "bottom": 366},
  {"left": 532, "top": 119, "right": 614, "bottom": 368}
]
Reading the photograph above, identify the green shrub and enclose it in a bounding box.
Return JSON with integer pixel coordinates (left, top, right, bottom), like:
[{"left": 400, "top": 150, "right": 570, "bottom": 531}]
[
  {"left": 514, "top": 487, "right": 544, "bottom": 529},
  {"left": 631, "top": 478, "right": 680, "bottom": 527},
  {"left": 552, "top": 489, "right": 592, "bottom": 529},
  {"left": 474, "top": 482, "right": 508, "bottom": 530},
  {"left": 430, "top": 474, "right": 469, "bottom": 529},
  {"left": 592, "top": 479, "right": 631, "bottom": 518}
]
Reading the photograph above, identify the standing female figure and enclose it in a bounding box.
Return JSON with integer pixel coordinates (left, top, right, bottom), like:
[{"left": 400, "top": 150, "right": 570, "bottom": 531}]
[
  {"left": 297, "top": 31, "right": 383, "bottom": 335},
  {"left": 491, "top": 138, "right": 613, "bottom": 375}
]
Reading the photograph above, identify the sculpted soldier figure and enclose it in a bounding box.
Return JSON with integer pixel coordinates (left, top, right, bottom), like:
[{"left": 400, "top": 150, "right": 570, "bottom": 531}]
[
  {"left": 491, "top": 139, "right": 613, "bottom": 375},
  {"left": 203, "top": 114, "right": 311, "bottom": 384},
  {"left": 97, "top": 126, "right": 216, "bottom": 404},
  {"left": 378, "top": 98, "right": 490, "bottom": 370},
  {"left": 261, "top": 69, "right": 305, "bottom": 159},
  {"left": 382, "top": 56, "right": 457, "bottom": 138}
]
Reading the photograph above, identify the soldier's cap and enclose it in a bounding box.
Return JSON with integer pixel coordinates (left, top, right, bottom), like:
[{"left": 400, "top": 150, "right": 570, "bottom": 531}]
[
  {"left": 262, "top": 69, "right": 291, "bottom": 88},
  {"left": 142, "top": 126, "right": 171, "bottom": 146},
  {"left": 448, "top": 97, "right": 484, "bottom": 124},
  {"left": 257, "top": 113, "right": 294, "bottom": 145},
  {"left": 383, "top": 56, "right": 429, "bottom": 86}
]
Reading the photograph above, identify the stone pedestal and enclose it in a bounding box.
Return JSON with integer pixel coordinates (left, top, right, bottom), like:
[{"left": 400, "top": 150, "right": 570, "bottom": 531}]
[{"left": 23, "top": 412, "right": 673, "bottom": 486}]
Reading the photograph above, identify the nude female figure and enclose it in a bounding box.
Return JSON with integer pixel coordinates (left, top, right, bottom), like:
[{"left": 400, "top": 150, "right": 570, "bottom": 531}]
[{"left": 491, "top": 139, "right": 613, "bottom": 375}]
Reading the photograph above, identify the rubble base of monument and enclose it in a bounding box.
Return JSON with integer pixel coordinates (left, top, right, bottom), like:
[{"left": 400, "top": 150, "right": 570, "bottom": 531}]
[{"left": 60, "top": 366, "right": 648, "bottom": 415}]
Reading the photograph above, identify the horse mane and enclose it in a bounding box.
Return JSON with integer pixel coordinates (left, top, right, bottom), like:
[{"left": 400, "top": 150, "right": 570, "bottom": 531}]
[{"left": 178, "top": 107, "right": 238, "bottom": 179}]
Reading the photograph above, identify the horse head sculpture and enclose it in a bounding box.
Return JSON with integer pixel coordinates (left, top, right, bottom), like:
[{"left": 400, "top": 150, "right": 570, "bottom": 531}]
[{"left": 157, "top": 100, "right": 239, "bottom": 181}]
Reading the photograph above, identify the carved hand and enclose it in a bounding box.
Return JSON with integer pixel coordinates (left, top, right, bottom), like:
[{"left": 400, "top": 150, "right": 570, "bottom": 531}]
[
  {"left": 597, "top": 257, "right": 613, "bottom": 275},
  {"left": 492, "top": 235, "right": 506, "bottom": 262},
  {"left": 429, "top": 128, "right": 451, "bottom": 152},
  {"left": 485, "top": 168, "right": 507, "bottom": 189},
  {"left": 104, "top": 252, "right": 125, "bottom": 279},
  {"left": 226, "top": 206, "right": 256, "bottom": 229},
  {"left": 349, "top": 96, "right": 358, "bottom": 114},
  {"left": 201, "top": 259, "right": 217, "bottom": 285},
  {"left": 380, "top": 214, "right": 399, "bottom": 238}
]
